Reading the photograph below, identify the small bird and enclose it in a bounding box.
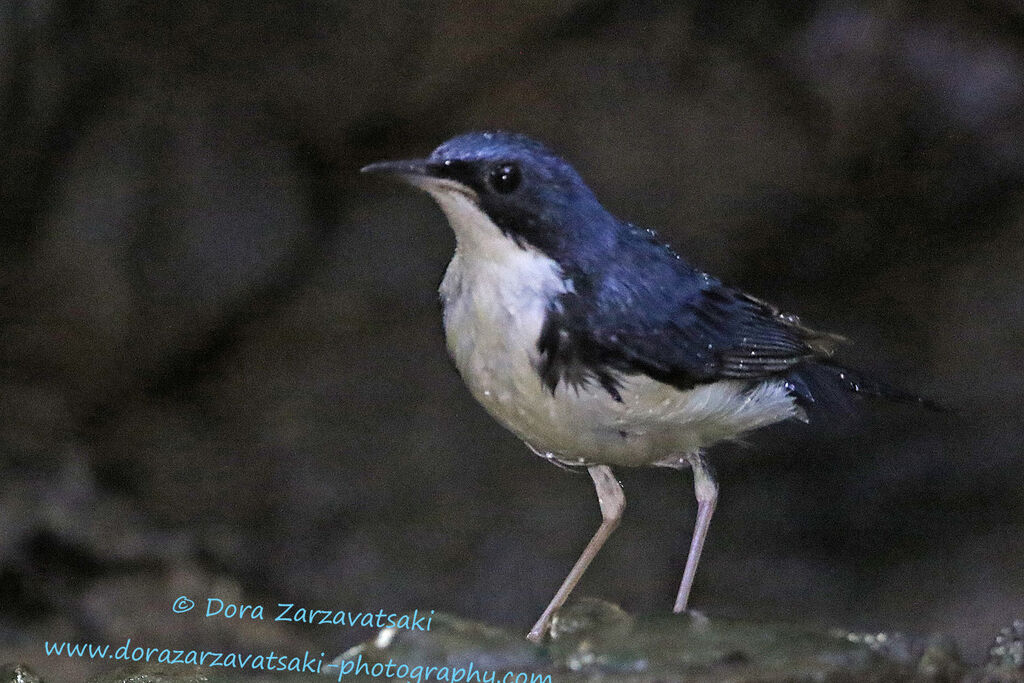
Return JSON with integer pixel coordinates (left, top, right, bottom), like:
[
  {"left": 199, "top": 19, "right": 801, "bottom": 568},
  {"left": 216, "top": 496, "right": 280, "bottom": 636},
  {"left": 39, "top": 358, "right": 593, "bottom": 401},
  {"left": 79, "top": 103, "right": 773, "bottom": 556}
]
[{"left": 362, "top": 131, "right": 937, "bottom": 643}]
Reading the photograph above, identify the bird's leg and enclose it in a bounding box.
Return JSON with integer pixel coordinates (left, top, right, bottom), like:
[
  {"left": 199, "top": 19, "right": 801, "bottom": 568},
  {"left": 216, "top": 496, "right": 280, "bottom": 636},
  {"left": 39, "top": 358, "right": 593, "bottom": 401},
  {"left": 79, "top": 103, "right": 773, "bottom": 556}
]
[
  {"left": 526, "top": 464, "right": 625, "bottom": 643},
  {"left": 673, "top": 452, "right": 718, "bottom": 613}
]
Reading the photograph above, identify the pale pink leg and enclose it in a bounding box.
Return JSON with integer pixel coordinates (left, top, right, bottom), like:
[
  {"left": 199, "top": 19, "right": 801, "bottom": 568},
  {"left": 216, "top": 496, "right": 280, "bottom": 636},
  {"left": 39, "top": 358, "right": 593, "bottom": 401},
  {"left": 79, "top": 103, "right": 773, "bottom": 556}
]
[
  {"left": 673, "top": 452, "right": 718, "bottom": 613},
  {"left": 527, "top": 465, "right": 625, "bottom": 643}
]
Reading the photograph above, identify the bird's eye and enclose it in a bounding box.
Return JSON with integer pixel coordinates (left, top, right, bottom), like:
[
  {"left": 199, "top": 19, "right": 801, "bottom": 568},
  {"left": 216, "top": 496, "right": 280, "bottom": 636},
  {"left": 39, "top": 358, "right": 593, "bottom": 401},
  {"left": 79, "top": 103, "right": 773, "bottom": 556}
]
[{"left": 488, "top": 163, "right": 521, "bottom": 194}]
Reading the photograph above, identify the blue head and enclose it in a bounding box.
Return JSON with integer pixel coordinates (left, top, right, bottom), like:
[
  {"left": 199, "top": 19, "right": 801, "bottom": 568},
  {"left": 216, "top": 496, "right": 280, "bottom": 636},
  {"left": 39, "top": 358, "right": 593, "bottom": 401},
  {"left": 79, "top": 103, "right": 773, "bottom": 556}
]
[{"left": 362, "top": 131, "right": 627, "bottom": 270}]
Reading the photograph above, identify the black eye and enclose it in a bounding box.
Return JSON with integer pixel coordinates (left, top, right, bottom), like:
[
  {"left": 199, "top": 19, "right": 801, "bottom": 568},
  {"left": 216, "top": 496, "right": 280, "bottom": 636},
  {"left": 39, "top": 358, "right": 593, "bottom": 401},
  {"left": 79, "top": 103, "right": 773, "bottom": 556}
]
[{"left": 488, "top": 163, "right": 521, "bottom": 193}]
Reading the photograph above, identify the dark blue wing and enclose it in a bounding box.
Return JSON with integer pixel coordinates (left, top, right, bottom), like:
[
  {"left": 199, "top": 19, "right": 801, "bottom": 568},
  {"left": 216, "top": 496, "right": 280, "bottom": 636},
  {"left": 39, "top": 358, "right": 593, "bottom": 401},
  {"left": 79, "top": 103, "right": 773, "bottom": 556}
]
[{"left": 536, "top": 240, "right": 841, "bottom": 398}]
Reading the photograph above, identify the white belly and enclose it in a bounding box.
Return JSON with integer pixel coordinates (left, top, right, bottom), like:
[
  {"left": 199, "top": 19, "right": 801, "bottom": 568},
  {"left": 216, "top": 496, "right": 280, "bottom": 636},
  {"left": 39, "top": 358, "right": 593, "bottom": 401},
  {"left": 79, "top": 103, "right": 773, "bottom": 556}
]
[
  {"left": 422, "top": 180, "right": 801, "bottom": 468},
  {"left": 439, "top": 251, "right": 802, "bottom": 469}
]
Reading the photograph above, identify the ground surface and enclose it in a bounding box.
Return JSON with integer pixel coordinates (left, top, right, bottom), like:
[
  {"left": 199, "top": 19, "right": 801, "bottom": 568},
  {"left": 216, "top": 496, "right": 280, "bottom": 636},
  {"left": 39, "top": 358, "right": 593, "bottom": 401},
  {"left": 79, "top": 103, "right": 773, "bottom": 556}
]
[{"left": 6, "top": 602, "right": 1024, "bottom": 682}]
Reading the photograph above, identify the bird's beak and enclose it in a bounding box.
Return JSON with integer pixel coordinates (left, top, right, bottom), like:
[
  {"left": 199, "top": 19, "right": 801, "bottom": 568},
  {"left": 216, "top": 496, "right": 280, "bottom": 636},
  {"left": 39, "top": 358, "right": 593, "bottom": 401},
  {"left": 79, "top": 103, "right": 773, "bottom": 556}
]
[
  {"left": 360, "top": 159, "right": 432, "bottom": 178},
  {"left": 361, "top": 157, "right": 478, "bottom": 203}
]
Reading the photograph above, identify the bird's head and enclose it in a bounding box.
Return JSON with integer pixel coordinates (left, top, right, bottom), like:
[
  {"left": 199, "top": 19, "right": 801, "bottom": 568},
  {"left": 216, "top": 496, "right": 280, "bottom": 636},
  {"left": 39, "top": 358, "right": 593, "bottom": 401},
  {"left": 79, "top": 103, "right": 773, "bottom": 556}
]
[{"left": 362, "top": 131, "right": 620, "bottom": 266}]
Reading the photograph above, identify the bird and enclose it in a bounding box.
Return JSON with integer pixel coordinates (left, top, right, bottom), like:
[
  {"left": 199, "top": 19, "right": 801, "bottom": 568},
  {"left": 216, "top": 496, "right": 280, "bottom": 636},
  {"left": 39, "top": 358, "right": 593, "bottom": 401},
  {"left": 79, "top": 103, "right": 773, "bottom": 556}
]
[{"left": 361, "top": 131, "right": 938, "bottom": 644}]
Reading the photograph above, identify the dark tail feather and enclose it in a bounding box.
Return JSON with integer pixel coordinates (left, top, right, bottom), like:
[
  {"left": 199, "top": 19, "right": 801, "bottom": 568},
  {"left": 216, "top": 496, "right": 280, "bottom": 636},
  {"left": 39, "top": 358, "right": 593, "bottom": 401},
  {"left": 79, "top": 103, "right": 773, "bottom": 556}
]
[{"left": 785, "top": 361, "right": 947, "bottom": 415}]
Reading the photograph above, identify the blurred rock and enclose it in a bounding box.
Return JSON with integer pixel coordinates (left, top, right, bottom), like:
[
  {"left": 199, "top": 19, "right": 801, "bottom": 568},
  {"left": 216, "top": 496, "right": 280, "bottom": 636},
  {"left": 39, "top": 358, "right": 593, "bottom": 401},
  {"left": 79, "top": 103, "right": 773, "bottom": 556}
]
[
  {"left": 11, "top": 601, "right": 1022, "bottom": 680},
  {"left": 330, "top": 598, "right": 963, "bottom": 681},
  {"left": 0, "top": 663, "right": 42, "bottom": 683},
  {"left": 85, "top": 664, "right": 227, "bottom": 683},
  {"left": 988, "top": 620, "right": 1024, "bottom": 673}
]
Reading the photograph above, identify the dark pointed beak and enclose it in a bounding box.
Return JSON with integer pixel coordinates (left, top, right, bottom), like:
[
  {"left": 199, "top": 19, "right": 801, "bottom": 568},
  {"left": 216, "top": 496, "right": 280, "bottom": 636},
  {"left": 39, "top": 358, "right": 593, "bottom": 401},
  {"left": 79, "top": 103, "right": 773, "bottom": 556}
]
[
  {"left": 360, "top": 159, "right": 432, "bottom": 177},
  {"left": 362, "top": 156, "right": 478, "bottom": 203}
]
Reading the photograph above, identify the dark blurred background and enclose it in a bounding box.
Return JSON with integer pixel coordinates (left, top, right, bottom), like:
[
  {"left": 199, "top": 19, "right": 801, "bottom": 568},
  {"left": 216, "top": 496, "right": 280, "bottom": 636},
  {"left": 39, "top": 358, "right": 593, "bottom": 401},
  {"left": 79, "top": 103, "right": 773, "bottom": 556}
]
[{"left": 1, "top": 0, "right": 1022, "bottom": 678}]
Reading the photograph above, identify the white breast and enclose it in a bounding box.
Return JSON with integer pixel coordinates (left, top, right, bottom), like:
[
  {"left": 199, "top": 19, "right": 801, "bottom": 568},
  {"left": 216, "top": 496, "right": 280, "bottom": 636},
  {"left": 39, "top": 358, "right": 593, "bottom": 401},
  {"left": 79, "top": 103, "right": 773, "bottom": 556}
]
[{"left": 426, "top": 185, "right": 802, "bottom": 468}]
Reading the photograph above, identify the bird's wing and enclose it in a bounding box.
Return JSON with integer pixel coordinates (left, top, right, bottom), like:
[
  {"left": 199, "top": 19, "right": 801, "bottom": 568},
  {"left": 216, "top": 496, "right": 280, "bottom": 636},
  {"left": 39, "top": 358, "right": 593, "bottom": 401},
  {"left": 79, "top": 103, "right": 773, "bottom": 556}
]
[{"left": 536, "top": 261, "right": 843, "bottom": 397}]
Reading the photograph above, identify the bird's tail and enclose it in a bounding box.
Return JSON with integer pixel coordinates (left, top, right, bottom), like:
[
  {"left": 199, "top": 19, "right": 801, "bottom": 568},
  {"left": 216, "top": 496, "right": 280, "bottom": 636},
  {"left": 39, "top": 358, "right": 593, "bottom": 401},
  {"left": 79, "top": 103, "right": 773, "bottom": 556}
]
[{"left": 785, "top": 361, "right": 946, "bottom": 415}]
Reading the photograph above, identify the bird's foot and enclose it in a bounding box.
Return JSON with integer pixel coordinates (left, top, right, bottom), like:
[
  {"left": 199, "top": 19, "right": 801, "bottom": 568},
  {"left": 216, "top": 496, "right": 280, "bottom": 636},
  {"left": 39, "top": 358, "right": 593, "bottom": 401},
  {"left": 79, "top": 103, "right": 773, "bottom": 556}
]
[{"left": 526, "top": 621, "right": 548, "bottom": 644}]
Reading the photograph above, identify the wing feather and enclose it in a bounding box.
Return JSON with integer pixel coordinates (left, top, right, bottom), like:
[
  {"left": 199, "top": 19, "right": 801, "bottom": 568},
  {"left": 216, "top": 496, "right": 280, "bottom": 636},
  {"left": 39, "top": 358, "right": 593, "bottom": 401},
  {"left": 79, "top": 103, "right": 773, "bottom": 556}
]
[{"left": 537, "top": 258, "right": 843, "bottom": 396}]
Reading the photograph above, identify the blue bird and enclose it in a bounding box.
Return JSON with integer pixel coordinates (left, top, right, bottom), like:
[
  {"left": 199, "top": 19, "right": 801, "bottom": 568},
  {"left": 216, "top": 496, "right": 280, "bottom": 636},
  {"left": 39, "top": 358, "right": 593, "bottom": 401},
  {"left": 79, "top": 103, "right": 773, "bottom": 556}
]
[{"left": 362, "top": 131, "right": 938, "bottom": 643}]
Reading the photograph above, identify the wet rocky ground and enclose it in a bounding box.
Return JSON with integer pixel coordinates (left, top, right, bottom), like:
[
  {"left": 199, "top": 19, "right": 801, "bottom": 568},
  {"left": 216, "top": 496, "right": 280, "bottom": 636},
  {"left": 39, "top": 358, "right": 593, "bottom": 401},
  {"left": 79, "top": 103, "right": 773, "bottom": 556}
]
[{"left": 5, "top": 601, "right": 1023, "bottom": 682}]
